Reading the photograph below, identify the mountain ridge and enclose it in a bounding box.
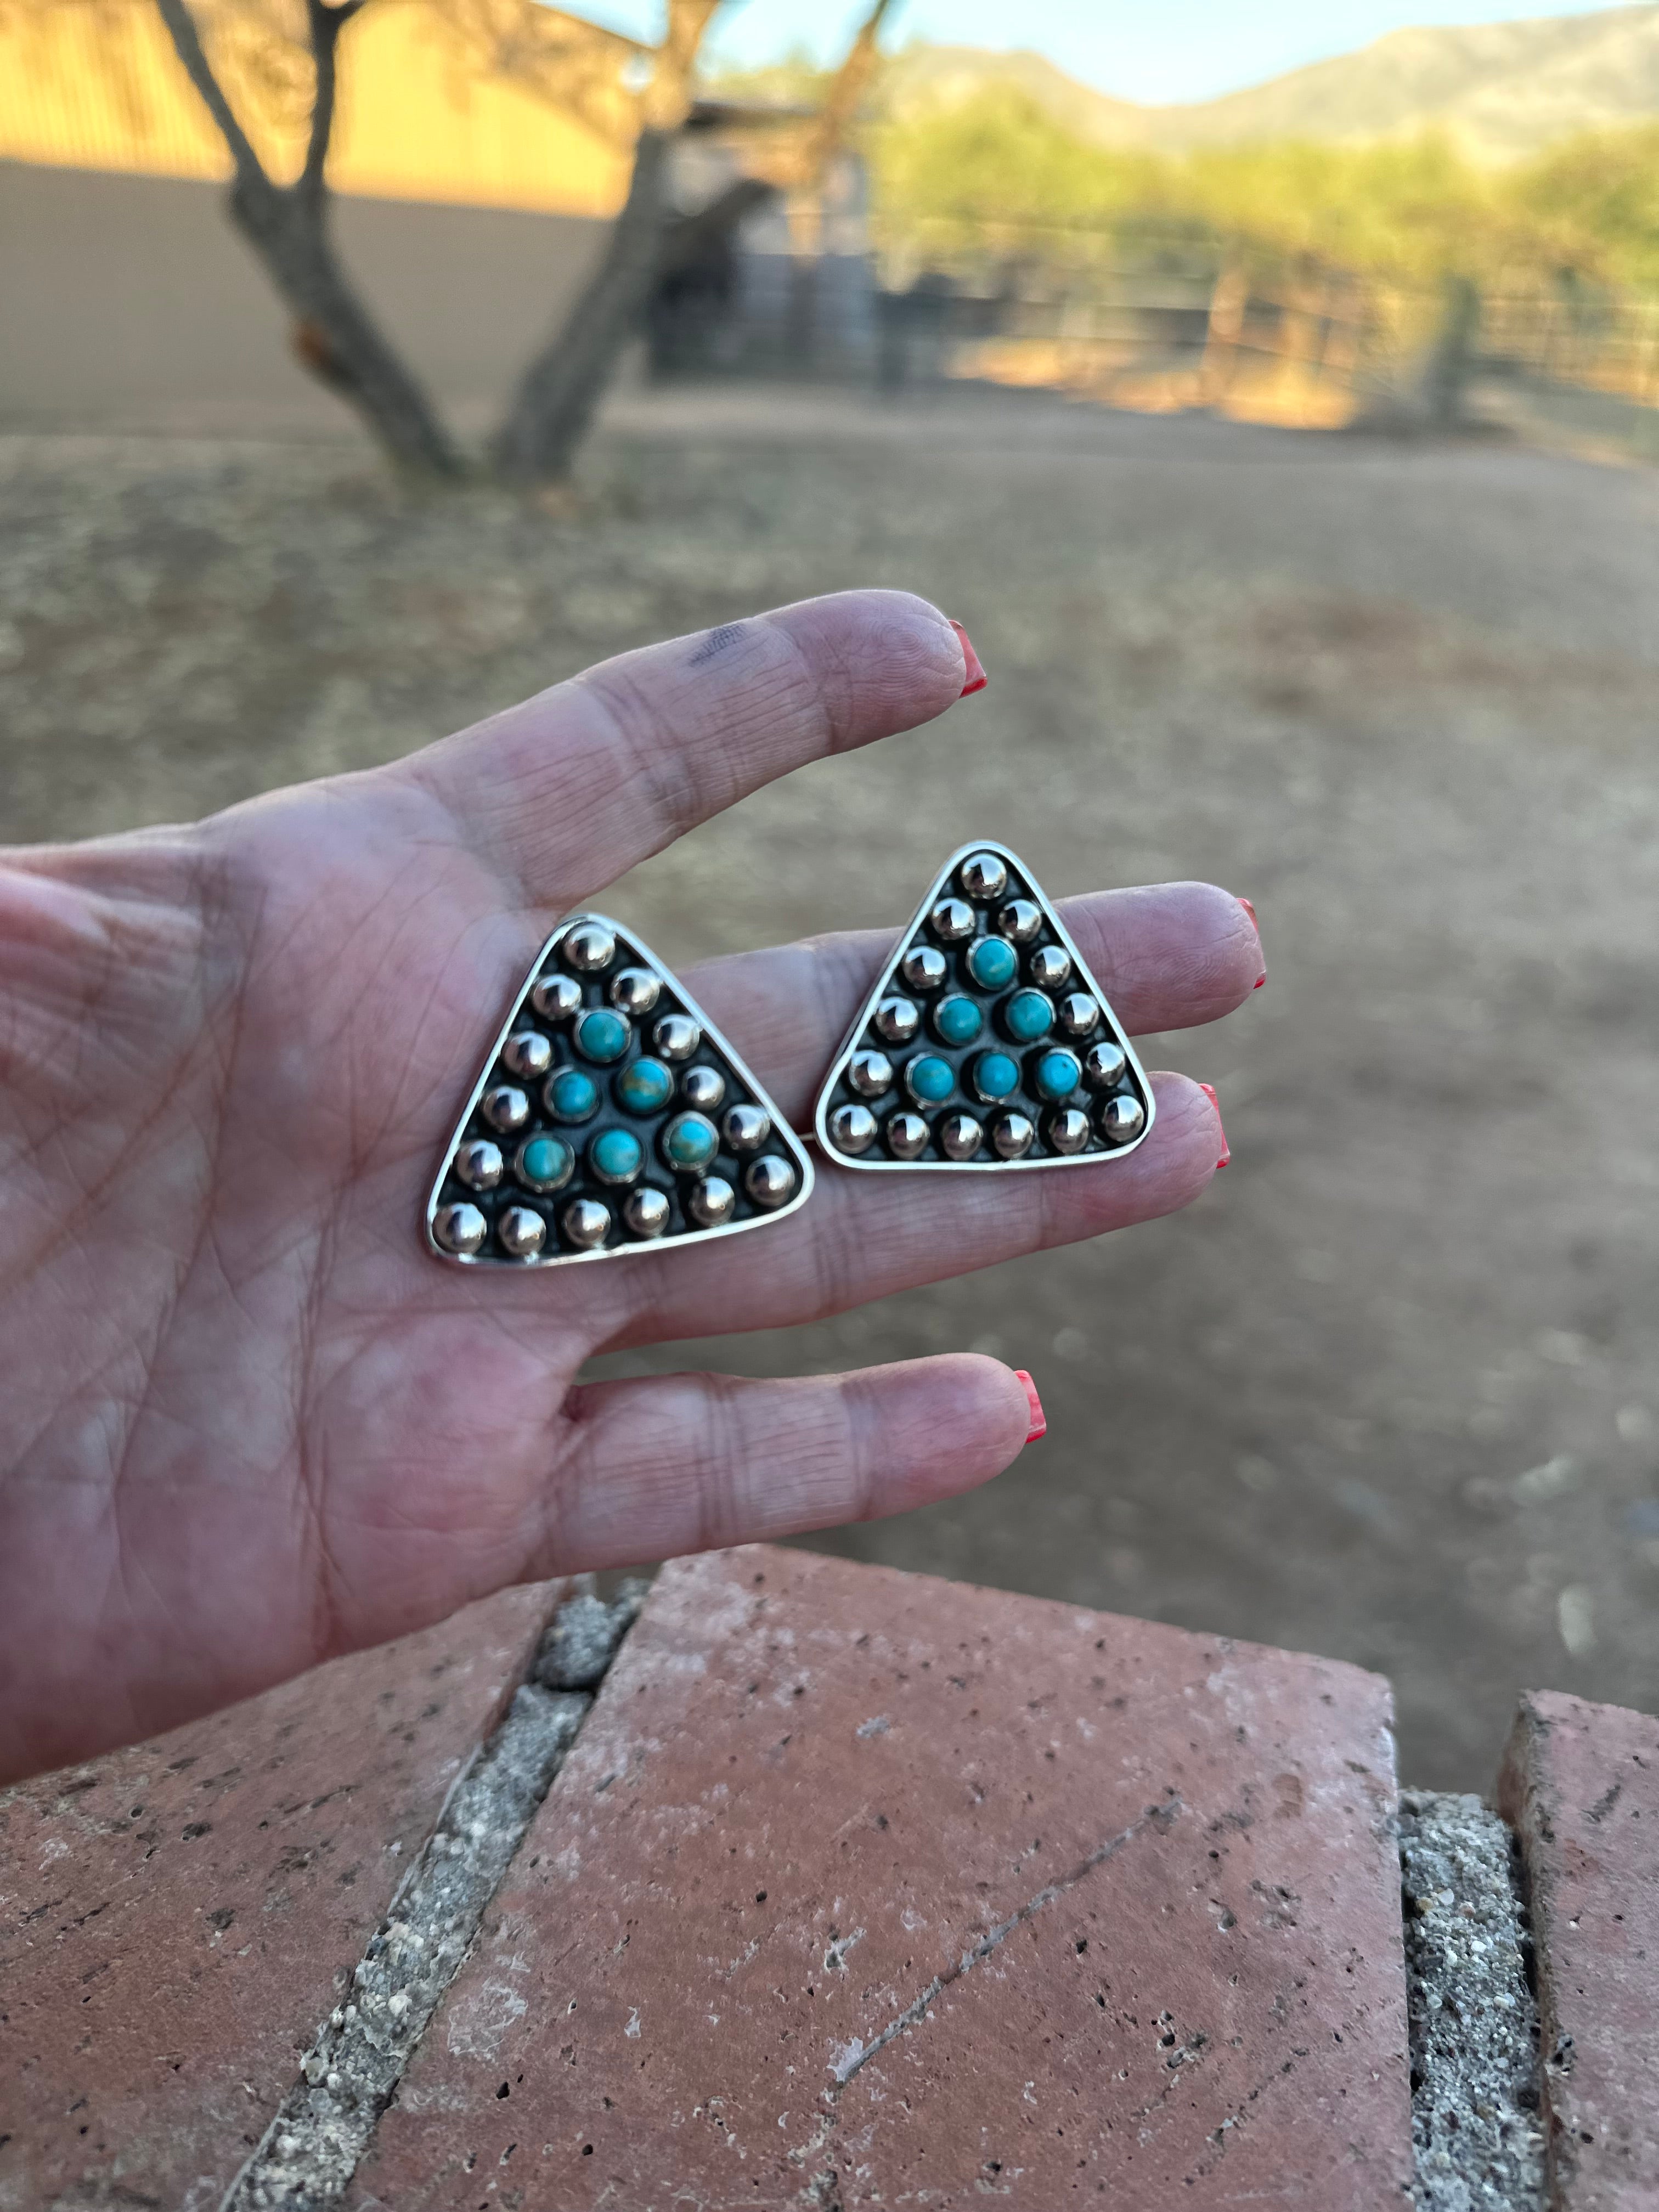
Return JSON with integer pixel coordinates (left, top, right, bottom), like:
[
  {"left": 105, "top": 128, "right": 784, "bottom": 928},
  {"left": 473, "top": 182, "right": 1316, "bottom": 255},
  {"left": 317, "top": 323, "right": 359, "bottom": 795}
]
[{"left": 888, "top": 6, "right": 1659, "bottom": 162}]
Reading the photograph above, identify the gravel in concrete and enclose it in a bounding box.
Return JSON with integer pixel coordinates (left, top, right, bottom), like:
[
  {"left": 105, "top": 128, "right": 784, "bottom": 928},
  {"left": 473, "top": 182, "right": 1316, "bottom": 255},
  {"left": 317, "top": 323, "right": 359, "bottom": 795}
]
[
  {"left": 225, "top": 1588, "right": 643, "bottom": 2209},
  {"left": 1400, "top": 1789, "right": 1544, "bottom": 2211}
]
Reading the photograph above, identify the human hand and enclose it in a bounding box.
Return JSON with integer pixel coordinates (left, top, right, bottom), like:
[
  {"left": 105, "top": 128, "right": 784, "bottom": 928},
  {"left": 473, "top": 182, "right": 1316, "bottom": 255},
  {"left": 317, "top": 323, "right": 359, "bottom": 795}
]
[{"left": 0, "top": 591, "right": 1259, "bottom": 1783}]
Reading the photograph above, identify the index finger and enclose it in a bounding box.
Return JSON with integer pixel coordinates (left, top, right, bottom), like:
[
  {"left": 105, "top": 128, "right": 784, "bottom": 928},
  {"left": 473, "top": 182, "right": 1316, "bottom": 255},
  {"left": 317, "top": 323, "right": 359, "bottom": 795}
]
[{"left": 399, "top": 590, "right": 972, "bottom": 906}]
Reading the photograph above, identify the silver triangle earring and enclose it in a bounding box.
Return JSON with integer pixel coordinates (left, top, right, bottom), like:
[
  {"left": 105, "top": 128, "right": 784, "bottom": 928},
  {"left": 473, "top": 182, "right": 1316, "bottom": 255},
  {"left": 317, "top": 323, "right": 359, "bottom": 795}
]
[
  {"left": 812, "top": 842, "right": 1153, "bottom": 1171},
  {"left": 427, "top": 916, "right": 812, "bottom": 1265}
]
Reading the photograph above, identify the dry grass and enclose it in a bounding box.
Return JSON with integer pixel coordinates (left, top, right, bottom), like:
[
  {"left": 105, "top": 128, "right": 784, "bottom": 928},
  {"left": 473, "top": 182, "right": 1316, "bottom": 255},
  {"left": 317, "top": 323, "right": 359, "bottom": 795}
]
[{"left": 5, "top": 384, "right": 1658, "bottom": 1786}]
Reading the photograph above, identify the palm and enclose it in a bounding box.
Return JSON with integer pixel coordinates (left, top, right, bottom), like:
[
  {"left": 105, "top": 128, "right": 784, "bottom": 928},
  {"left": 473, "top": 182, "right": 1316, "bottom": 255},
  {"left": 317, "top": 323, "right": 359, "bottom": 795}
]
[{"left": 0, "top": 592, "right": 1256, "bottom": 1783}]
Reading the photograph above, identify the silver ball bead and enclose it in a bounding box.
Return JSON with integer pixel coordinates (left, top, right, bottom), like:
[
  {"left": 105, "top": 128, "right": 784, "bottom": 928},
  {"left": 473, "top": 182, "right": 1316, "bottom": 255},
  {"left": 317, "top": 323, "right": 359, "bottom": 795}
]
[
  {"left": 496, "top": 1205, "right": 548, "bottom": 1259},
  {"left": 938, "top": 1112, "right": 984, "bottom": 1161},
  {"left": 681, "top": 1065, "right": 726, "bottom": 1111},
  {"left": 899, "top": 944, "right": 948, "bottom": 993},
  {"left": 623, "top": 1186, "right": 671, "bottom": 1238},
  {"left": 744, "top": 1155, "right": 798, "bottom": 1209},
  {"left": 433, "top": 1201, "right": 487, "bottom": 1255},
  {"left": 1058, "top": 991, "right": 1101, "bottom": 1038},
  {"left": 562, "top": 923, "right": 616, "bottom": 973},
  {"left": 723, "top": 1103, "right": 771, "bottom": 1152},
  {"left": 1028, "top": 944, "right": 1073, "bottom": 991},
  {"left": 482, "top": 1085, "right": 531, "bottom": 1134},
  {"left": 610, "top": 966, "right": 662, "bottom": 1015},
  {"left": 454, "top": 1138, "right": 504, "bottom": 1192},
  {"left": 530, "top": 972, "right": 583, "bottom": 1022},
  {"left": 687, "top": 1176, "right": 736, "bottom": 1227},
  {"left": 561, "top": 1197, "right": 612, "bottom": 1249},
  {"left": 874, "top": 996, "right": 921, "bottom": 1045},
  {"left": 997, "top": 898, "right": 1042, "bottom": 944},
  {"left": 958, "top": 850, "right": 1008, "bottom": 903},
  {"left": 502, "top": 1029, "right": 553, "bottom": 1080},
  {"left": 1047, "top": 1107, "right": 1093, "bottom": 1155},
  {"left": 848, "top": 1049, "right": 894, "bottom": 1099},
  {"left": 571, "top": 924, "right": 624, "bottom": 978},
  {"left": 989, "top": 1110, "right": 1035, "bottom": 1160},
  {"left": 829, "top": 1103, "right": 878, "bottom": 1156},
  {"left": 653, "top": 1013, "right": 701, "bottom": 1061},
  {"left": 884, "top": 1110, "right": 930, "bottom": 1160},
  {"left": 1098, "top": 1093, "right": 1147, "bottom": 1145},
  {"left": 930, "top": 896, "right": 975, "bottom": 944},
  {"left": 1084, "top": 1040, "right": 1128, "bottom": 1091}
]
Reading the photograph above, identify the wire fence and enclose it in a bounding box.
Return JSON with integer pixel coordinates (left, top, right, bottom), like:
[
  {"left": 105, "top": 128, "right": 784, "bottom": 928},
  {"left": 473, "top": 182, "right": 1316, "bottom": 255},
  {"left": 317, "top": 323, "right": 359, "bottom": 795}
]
[{"left": 871, "top": 222, "right": 1659, "bottom": 428}]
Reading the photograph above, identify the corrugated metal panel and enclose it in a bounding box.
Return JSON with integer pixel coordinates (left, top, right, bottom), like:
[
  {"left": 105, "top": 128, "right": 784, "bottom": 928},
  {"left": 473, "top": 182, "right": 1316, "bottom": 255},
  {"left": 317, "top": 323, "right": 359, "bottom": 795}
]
[{"left": 0, "top": 1, "right": 630, "bottom": 215}]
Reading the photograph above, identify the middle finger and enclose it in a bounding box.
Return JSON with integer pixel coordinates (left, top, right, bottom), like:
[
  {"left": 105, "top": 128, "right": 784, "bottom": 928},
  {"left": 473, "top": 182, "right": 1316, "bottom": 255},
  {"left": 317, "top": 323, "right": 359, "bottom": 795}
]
[
  {"left": 590, "top": 879, "right": 1255, "bottom": 1344},
  {"left": 685, "top": 879, "right": 1259, "bottom": 1130}
]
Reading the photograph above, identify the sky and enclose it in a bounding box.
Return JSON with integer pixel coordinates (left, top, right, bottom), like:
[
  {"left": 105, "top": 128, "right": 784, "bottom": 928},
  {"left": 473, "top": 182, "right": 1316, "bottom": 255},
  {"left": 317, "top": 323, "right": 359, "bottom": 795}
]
[{"left": 585, "top": 0, "right": 1633, "bottom": 105}]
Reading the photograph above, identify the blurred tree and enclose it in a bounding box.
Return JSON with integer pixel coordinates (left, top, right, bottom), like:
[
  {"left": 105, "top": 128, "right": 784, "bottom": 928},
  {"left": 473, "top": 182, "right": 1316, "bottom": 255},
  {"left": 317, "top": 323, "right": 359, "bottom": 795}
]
[
  {"left": 153, "top": 0, "right": 465, "bottom": 475},
  {"left": 488, "top": 0, "right": 895, "bottom": 483},
  {"left": 12, "top": 0, "right": 898, "bottom": 479},
  {"left": 1508, "top": 122, "right": 1659, "bottom": 292},
  {"left": 774, "top": 0, "right": 893, "bottom": 364},
  {"left": 870, "top": 82, "right": 1659, "bottom": 304},
  {"left": 484, "top": 0, "right": 721, "bottom": 486}
]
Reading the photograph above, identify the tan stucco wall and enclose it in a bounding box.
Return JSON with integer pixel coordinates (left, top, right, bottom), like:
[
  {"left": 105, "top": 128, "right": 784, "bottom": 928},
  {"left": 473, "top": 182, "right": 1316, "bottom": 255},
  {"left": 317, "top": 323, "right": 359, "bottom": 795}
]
[
  {"left": 1, "top": 3, "right": 629, "bottom": 215},
  {"left": 0, "top": 160, "right": 608, "bottom": 436}
]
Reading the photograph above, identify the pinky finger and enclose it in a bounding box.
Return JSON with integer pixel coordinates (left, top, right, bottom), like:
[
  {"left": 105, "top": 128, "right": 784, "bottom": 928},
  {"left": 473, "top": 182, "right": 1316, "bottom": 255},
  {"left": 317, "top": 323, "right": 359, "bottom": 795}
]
[{"left": 545, "top": 1355, "right": 1036, "bottom": 1573}]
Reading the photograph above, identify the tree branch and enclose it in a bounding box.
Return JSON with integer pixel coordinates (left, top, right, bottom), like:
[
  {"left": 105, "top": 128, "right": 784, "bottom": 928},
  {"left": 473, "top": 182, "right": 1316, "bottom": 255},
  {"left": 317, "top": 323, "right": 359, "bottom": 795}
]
[
  {"left": 153, "top": 0, "right": 268, "bottom": 188},
  {"left": 799, "top": 0, "right": 893, "bottom": 188},
  {"left": 301, "top": 0, "right": 363, "bottom": 200}
]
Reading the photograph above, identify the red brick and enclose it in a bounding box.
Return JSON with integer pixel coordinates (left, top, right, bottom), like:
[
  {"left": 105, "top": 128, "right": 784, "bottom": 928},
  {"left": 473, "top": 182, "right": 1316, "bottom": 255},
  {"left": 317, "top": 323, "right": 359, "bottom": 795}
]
[
  {"left": 1498, "top": 1690, "right": 1659, "bottom": 2210},
  {"left": 355, "top": 1547, "right": 1412, "bottom": 2209},
  {"left": 0, "top": 1584, "right": 558, "bottom": 2212}
]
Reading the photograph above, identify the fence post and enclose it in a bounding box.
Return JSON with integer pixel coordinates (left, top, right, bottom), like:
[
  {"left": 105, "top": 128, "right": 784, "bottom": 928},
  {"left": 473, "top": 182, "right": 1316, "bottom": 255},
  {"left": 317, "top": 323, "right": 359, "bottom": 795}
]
[
  {"left": 1424, "top": 273, "right": 1481, "bottom": 429},
  {"left": 1200, "top": 262, "right": 1249, "bottom": 408}
]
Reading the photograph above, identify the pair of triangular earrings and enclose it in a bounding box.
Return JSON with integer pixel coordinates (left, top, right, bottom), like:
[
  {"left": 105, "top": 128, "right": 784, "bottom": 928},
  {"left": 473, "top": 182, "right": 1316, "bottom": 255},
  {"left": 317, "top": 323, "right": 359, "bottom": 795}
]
[{"left": 426, "top": 842, "right": 1154, "bottom": 1267}]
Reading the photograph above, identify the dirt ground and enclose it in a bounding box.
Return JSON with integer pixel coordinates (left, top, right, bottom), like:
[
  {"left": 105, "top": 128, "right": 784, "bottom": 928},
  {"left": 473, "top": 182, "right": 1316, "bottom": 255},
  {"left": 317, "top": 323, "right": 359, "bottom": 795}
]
[{"left": 3, "top": 382, "right": 1657, "bottom": 1789}]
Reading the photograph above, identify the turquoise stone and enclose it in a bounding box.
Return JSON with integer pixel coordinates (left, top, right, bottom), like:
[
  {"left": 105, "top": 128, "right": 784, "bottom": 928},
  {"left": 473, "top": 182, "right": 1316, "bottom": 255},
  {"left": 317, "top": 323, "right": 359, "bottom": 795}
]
[
  {"left": 615, "top": 1057, "right": 674, "bottom": 1115},
  {"left": 517, "top": 1135, "right": 572, "bottom": 1191},
  {"left": 545, "top": 1068, "right": 599, "bottom": 1122},
  {"left": 905, "top": 1053, "right": 955, "bottom": 1104},
  {"left": 971, "top": 1050, "right": 1019, "bottom": 1103},
  {"left": 575, "top": 1007, "right": 631, "bottom": 1063},
  {"left": 661, "top": 1111, "right": 719, "bottom": 1172},
  {"left": 589, "top": 1127, "right": 644, "bottom": 1185},
  {"left": 1004, "top": 988, "right": 1055, "bottom": 1043},
  {"left": 966, "top": 935, "right": 1018, "bottom": 991},
  {"left": 933, "top": 994, "right": 984, "bottom": 1046},
  {"left": 1034, "top": 1048, "right": 1082, "bottom": 1102}
]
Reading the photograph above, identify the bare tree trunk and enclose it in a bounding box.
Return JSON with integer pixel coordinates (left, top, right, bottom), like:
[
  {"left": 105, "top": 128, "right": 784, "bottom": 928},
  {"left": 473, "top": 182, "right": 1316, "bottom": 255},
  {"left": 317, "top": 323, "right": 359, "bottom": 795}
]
[
  {"left": 492, "top": 128, "right": 672, "bottom": 487},
  {"left": 154, "top": 0, "right": 462, "bottom": 479},
  {"left": 226, "top": 177, "right": 463, "bottom": 475}
]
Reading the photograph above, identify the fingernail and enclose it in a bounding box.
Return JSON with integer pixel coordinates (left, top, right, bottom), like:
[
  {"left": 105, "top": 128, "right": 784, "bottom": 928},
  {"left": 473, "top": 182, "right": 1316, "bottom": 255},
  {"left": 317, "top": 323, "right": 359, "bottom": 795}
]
[
  {"left": 1199, "top": 1082, "right": 1229, "bottom": 1169},
  {"left": 949, "top": 619, "right": 988, "bottom": 696},
  {"left": 1237, "top": 898, "right": 1266, "bottom": 988},
  {"left": 1013, "top": 1368, "right": 1046, "bottom": 1443}
]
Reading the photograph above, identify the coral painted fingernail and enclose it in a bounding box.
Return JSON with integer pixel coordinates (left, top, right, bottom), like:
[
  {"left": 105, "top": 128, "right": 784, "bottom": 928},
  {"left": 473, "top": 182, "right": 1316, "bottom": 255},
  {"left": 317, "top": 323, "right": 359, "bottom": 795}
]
[
  {"left": 949, "top": 619, "right": 988, "bottom": 696},
  {"left": 1014, "top": 1369, "right": 1046, "bottom": 1442},
  {"left": 1237, "top": 898, "right": 1266, "bottom": 987},
  {"left": 1199, "top": 1082, "right": 1229, "bottom": 1169},
  {"left": 1238, "top": 898, "right": 1274, "bottom": 986}
]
